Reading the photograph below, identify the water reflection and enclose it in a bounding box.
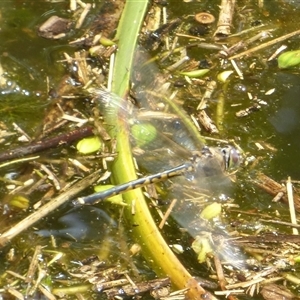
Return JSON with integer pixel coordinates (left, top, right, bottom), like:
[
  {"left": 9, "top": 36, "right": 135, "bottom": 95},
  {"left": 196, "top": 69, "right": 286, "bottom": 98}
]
[
  {"left": 268, "top": 72, "right": 300, "bottom": 176},
  {"left": 269, "top": 72, "right": 300, "bottom": 136}
]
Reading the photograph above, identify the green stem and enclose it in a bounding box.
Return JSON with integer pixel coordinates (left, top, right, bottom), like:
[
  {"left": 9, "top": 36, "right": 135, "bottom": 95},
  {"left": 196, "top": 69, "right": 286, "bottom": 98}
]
[{"left": 109, "top": 1, "right": 217, "bottom": 299}]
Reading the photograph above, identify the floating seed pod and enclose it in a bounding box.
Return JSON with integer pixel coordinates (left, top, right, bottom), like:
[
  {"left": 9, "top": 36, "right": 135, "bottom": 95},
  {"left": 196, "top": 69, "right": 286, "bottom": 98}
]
[
  {"left": 131, "top": 123, "right": 157, "bottom": 147},
  {"left": 278, "top": 50, "right": 300, "bottom": 69},
  {"left": 9, "top": 195, "right": 29, "bottom": 210},
  {"left": 195, "top": 12, "right": 215, "bottom": 25},
  {"left": 77, "top": 136, "right": 102, "bottom": 154},
  {"left": 200, "top": 202, "right": 222, "bottom": 220}
]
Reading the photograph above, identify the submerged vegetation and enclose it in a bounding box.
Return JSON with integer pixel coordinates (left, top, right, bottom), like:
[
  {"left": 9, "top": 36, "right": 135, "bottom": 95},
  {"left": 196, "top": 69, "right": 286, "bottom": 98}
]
[{"left": 1, "top": 0, "right": 300, "bottom": 299}]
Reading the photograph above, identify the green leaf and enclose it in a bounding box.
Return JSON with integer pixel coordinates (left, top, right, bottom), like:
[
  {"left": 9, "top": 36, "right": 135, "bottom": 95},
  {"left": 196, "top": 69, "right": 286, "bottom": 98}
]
[
  {"left": 180, "top": 69, "right": 209, "bottom": 78},
  {"left": 131, "top": 123, "right": 157, "bottom": 147},
  {"left": 278, "top": 50, "right": 300, "bottom": 69},
  {"left": 99, "top": 37, "right": 115, "bottom": 46},
  {"left": 217, "top": 70, "right": 234, "bottom": 82},
  {"left": 76, "top": 136, "right": 101, "bottom": 154},
  {"left": 94, "top": 185, "right": 127, "bottom": 206}
]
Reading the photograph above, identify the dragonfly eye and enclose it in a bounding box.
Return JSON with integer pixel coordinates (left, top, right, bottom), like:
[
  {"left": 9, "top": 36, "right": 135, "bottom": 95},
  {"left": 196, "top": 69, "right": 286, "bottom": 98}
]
[{"left": 221, "top": 147, "right": 240, "bottom": 170}]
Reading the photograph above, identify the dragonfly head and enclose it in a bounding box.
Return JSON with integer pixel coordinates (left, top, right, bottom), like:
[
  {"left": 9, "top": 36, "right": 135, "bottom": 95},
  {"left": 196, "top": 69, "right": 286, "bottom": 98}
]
[
  {"left": 221, "top": 146, "right": 241, "bottom": 171},
  {"left": 197, "top": 146, "right": 241, "bottom": 175}
]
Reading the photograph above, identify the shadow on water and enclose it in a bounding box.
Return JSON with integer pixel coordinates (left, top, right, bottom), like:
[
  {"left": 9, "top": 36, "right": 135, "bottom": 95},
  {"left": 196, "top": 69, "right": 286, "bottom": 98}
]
[{"left": 35, "top": 206, "right": 117, "bottom": 242}]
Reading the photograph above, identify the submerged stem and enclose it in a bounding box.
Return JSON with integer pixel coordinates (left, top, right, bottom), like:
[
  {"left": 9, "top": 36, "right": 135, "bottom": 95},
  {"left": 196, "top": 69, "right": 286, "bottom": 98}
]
[{"left": 107, "top": 1, "right": 217, "bottom": 298}]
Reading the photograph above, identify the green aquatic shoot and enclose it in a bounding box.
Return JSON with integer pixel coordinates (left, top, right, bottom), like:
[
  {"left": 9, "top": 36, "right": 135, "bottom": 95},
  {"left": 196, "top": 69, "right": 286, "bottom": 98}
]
[
  {"left": 278, "top": 50, "right": 300, "bottom": 69},
  {"left": 217, "top": 70, "right": 234, "bottom": 83},
  {"left": 180, "top": 68, "right": 209, "bottom": 78},
  {"left": 191, "top": 235, "right": 213, "bottom": 263},
  {"left": 76, "top": 136, "right": 102, "bottom": 154}
]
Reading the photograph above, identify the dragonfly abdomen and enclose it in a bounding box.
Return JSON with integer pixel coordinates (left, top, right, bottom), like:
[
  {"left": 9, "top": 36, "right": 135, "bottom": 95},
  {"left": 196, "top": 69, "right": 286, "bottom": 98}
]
[{"left": 72, "top": 162, "right": 194, "bottom": 206}]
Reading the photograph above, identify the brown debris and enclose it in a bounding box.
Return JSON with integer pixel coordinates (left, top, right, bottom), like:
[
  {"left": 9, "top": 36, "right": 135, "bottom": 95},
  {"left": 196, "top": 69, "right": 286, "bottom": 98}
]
[
  {"left": 38, "top": 16, "right": 71, "bottom": 39},
  {"left": 234, "top": 232, "right": 300, "bottom": 245},
  {"left": 260, "top": 283, "right": 300, "bottom": 300},
  {"left": 86, "top": 0, "right": 125, "bottom": 44},
  {"left": 103, "top": 278, "right": 171, "bottom": 298},
  {"left": 195, "top": 12, "right": 216, "bottom": 24},
  {"left": 69, "top": 255, "right": 172, "bottom": 298},
  {"left": 236, "top": 103, "right": 261, "bottom": 117},
  {"left": 253, "top": 173, "right": 300, "bottom": 212},
  {"left": 198, "top": 110, "right": 219, "bottom": 134}
]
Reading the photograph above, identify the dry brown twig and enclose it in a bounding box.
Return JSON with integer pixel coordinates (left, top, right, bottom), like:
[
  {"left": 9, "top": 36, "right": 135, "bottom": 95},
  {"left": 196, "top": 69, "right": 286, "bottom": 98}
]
[
  {"left": 214, "top": 0, "right": 236, "bottom": 37},
  {"left": 0, "top": 170, "right": 102, "bottom": 247},
  {"left": 229, "top": 28, "right": 300, "bottom": 60},
  {"left": 286, "top": 177, "right": 299, "bottom": 235},
  {"left": 253, "top": 173, "right": 300, "bottom": 212}
]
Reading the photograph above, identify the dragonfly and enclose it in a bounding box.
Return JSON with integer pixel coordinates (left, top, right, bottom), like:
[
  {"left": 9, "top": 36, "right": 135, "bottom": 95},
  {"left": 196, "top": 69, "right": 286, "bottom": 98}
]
[
  {"left": 73, "top": 88, "right": 240, "bottom": 206},
  {"left": 72, "top": 88, "right": 245, "bottom": 269},
  {"left": 73, "top": 145, "right": 238, "bottom": 206}
]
